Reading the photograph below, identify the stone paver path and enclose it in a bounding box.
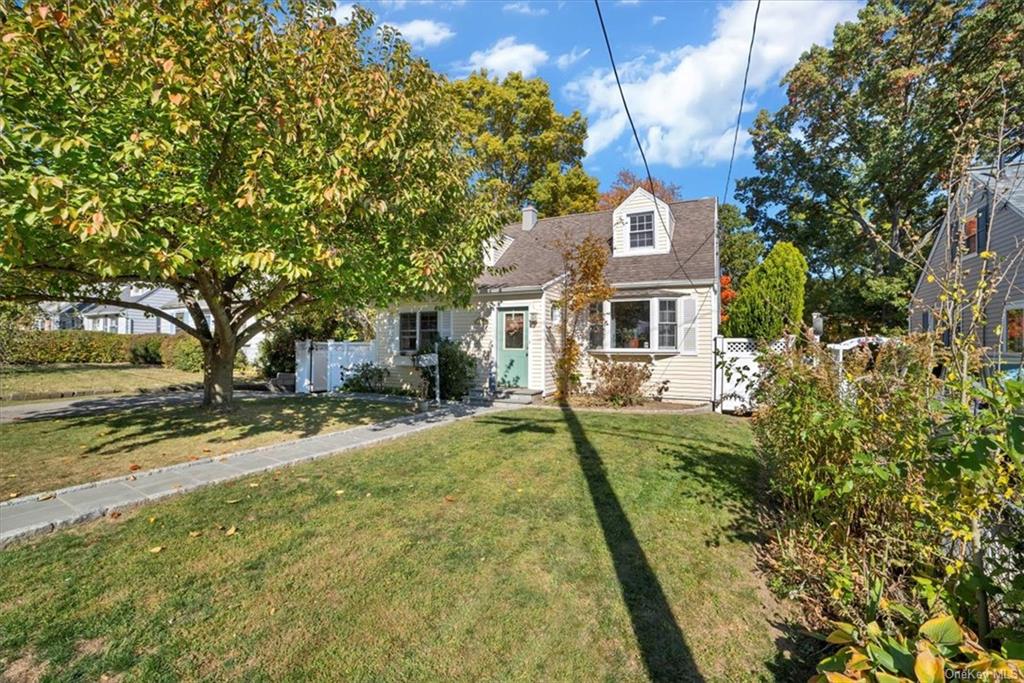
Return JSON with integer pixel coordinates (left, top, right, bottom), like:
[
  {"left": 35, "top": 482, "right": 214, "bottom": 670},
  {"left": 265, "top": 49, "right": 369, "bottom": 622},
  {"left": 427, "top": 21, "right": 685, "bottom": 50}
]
[{"left": 0, "top": 403, "right": 521, "bottom": 547}]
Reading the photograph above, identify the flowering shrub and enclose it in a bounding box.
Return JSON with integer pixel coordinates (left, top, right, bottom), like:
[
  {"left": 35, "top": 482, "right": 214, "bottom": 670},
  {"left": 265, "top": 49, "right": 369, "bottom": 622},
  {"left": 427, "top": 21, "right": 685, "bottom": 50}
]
[{"left": 589, "top": 359, "right": 666, "bottom": 406}]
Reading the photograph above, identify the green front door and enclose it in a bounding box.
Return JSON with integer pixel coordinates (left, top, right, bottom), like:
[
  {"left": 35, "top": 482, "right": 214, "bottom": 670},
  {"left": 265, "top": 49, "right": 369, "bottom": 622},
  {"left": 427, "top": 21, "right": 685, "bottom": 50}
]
[{"left": 497, "top": 307, "right": 529, "bottom": 388}]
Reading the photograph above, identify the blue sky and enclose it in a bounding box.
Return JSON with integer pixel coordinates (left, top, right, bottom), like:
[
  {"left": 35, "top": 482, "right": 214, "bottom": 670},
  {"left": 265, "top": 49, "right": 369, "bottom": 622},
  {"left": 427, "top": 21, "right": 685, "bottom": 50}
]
[{"left": 336, "top": 0, "right": 862, "bottom": 206}]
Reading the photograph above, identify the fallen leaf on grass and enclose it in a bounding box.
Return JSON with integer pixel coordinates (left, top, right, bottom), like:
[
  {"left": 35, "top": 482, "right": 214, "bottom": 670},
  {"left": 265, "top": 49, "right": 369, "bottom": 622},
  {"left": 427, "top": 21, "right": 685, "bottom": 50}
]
[
  {"left": 334, "top": 490, "right": 345, "bottom": 495},
  {"left": 37, "top": 493, "right": 55, "bottom": 501},
  {"left": 202, "top": 448, "right": 212, "bottom": 453},
  {"left": 248, "top": 483, "right": 259, "bottom": 488},
  {"left": 225, "top": 526, "right": 237, "bottom": 536},
  {"left": 444, "top": 495, "right": 456, "bottom": 503},
  {"left": 269, "top": 606, "right": 277, "bottom": 615},
  {"left": 188, "top": 456, "right": 199, "bottom": 462},
  {"left": 226, "top": 498, "right": 242, "bottom": 504},
  {"left": 188, "top": 531, "right": 201, "bottom": 538},
  {"left": 108, "top": 511, "right": 122, "bottom": 519},
  {"left": 148, "top": 517, "right": 156, "bottom": 524},
  {"left": 128, "top": 464, "right": 141, "bottom": 471},
  {"left": 148, "top": 546, "right": 164, "bottom": 554},
  {"left": 127, "top": 475, "right": 136, "bottom": 481},
  {"left": 8, "top": 492, "right": 19, "bottom": 499}
]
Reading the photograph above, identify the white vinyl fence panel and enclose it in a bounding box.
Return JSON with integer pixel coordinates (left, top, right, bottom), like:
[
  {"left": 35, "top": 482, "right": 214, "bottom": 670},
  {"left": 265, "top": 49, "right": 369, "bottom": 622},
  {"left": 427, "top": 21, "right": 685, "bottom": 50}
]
[
  {"left": 296, "top": 340, "right": 376, "bottom": 393},
  {"left": 715, "top": 337, "right": 789, "bottom": 413}
]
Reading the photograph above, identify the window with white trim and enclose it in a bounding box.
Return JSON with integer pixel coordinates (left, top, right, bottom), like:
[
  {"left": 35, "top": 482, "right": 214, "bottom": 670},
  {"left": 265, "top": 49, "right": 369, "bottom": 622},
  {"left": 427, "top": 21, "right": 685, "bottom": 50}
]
[
  {"left": 1005, "top": 304, "right": 1024, "bottom": 353},
  {"left": 628, "top": 212, "right": 654, "bottom": 249},
  {"left": 399, "top": 311, "right": 439, "bottom": 354},
  {"left": 611, "top": 300, "right": 651, "bottom": 349},
  {"left": 658, "top": 300, "right": 677, "bottom": 349}
]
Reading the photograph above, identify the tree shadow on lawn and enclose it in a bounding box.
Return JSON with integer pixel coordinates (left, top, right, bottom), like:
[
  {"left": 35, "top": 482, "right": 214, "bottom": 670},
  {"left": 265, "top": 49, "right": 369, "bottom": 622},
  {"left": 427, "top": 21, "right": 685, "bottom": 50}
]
[
  {"left": 480, "top": 410, "right": 708, "bottom": 680},
  {"left": 52, "top": 398, "right": 405, "bottom": 457}
]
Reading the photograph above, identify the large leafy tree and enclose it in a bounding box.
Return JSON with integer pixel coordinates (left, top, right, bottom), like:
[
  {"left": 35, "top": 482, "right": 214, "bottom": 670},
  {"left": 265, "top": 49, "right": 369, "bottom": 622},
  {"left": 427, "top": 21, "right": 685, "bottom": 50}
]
[
  {"left": 596, "top": 169, "right": 681, "bottom": 210},
  {"left": 0, "top": 0, "right": 502, "bottom": 407},
  {"left": 451, "top": 71, "right": 598, "bottom": 218},
  {"left": 718, "top": 203, "right": 764, "bottom": 287},
  {"left": 737, "top": 0, "right": 1023, "bottom": 335}
]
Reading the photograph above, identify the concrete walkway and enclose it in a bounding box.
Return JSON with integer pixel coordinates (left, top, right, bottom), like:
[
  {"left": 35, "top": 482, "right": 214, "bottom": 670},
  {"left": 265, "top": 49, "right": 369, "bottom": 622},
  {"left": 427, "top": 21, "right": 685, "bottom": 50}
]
[{"left": 0, "top": 402, "right": 521, "bottom": 547}]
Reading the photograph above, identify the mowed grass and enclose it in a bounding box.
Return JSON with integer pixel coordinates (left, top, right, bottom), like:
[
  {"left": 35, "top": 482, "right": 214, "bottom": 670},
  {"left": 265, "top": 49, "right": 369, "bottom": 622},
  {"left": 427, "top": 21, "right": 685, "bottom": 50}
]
[
  {"left": 0, "top": 398, "right": 410, "bottom": 497},
  {"left": 0, "top": 410, "right": 788, "bottom": 682},
  {"left": 0, "top": 363, "right": 207, "bottom": 401}
]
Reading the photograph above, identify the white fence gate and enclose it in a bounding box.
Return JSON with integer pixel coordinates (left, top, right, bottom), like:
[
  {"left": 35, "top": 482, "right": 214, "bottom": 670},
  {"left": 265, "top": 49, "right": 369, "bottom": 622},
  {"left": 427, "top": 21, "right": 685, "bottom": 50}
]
[
  {"left": 715, "top": 337, "right": 789, "bottom": 413},
  {"left": 295, "top": 340, "right": 377, "bottom": 394}
]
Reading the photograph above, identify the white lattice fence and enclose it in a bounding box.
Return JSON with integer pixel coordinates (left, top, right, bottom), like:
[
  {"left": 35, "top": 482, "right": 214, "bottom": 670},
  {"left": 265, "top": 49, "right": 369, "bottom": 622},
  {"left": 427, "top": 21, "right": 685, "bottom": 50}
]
[{"left": 715, "top": 337, "right": 789, "bottom": 413}]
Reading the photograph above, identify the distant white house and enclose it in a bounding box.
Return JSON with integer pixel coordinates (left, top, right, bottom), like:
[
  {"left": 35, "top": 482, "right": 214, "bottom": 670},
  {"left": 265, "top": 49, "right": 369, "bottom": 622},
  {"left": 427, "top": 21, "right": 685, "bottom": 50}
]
[
  {"left": 34, "top": 301, "right": 89, "bottom": 331},
  {"left": 43, "top": 285, "right": 265, "bottom": 364}
]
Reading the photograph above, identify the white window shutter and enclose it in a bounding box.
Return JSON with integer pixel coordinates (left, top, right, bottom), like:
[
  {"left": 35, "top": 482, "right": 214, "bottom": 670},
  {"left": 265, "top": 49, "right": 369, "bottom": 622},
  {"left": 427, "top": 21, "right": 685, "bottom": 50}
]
[
  {"left": 682, "top": 297, "right": 697, "bottom": 353},
  {"left": 440, "top": 310, "right": 453, "bottom": 339}
]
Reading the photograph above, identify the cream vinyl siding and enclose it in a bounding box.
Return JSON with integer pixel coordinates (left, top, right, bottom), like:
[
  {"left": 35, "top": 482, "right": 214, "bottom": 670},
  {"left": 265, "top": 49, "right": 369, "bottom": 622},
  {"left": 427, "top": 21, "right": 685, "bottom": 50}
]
[
  {"left": 578, "top": 286, "right": 716, "bottom": 403},
  {"left": 375, "top": 293, "right": 546, "bottom": 394},
  {"left": 611, "top": 188, "right": 675, "bottom": 257}
]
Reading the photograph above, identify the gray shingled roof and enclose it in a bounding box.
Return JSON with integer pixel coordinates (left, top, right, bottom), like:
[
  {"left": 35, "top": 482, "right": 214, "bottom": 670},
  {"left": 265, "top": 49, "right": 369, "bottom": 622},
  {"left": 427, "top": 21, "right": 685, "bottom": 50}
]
[{"left": 476, "top": 197, "right": 717, "bottom": 290}]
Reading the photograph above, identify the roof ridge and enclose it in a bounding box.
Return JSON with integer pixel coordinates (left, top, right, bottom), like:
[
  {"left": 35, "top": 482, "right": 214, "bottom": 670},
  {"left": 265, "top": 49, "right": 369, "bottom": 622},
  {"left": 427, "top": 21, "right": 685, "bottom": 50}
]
[{"left": 503, "top": 196, "right": 715, "bottom": 229}]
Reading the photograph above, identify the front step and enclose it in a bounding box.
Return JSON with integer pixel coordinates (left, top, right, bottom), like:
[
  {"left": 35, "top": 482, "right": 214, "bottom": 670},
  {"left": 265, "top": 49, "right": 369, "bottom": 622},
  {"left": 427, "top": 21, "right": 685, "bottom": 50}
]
[
  {"left": 492, "top": 387, "right": 542, "bottom": 405},
  {"left": 466, "top": 387, "right": 541, "bottom": 406}
]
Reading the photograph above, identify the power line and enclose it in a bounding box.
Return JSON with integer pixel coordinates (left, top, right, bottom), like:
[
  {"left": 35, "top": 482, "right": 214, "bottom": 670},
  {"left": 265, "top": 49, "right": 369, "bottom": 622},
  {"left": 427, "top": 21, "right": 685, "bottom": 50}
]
[{"left": 722, "top": 0, "right": 761, "bottom": 207}]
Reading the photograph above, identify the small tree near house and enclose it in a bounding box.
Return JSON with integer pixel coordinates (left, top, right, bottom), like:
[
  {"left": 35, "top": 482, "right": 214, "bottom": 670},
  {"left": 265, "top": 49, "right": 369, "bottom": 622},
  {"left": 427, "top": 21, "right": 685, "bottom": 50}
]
[
  {"left": 550, "top": 234, "right": 615, "bottom": 399},
  {"left": 0, "top": 1, "right": 502, "bottom": 408}
]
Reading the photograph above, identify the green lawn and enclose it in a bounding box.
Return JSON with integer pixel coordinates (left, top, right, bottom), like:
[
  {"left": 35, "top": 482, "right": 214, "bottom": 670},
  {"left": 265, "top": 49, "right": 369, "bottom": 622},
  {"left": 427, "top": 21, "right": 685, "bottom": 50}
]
[
  {"left": 0, "top": 364, "right": 207, "bottom": 401},
  {"left": 0, "top": 398, "right": 410, "bottom": 498},
  {"left": 0, "top": 410, "right": 795, "bottom": 681}
]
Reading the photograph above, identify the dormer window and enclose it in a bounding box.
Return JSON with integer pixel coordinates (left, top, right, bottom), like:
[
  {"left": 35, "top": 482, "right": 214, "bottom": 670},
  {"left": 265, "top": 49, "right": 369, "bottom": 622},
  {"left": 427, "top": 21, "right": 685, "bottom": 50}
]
[{"left": 629, "top": 212, "right": 654, "bottom": 249}]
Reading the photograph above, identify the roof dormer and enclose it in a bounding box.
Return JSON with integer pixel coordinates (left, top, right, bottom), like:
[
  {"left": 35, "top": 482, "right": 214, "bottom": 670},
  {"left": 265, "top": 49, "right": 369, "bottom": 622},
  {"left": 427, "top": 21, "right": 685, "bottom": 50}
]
[{"left": 611, "top": 187, "right": 674, "bottom": 257}]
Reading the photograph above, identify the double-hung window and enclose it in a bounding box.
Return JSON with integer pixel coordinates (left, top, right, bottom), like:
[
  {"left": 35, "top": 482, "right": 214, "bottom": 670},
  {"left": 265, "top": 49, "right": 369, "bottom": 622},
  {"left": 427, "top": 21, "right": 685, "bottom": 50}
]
[
  {"left": 658, "top": 300, "right": 677, "bottom": 349},
  {"left": 399, "top": 311, "right": 440, "bottom": 354},
  {"left": 588, "top": 303, "right": 604, "bottom": 349},
  {"left": 629, "top": 212, "right": 655, "bottom": 249}
]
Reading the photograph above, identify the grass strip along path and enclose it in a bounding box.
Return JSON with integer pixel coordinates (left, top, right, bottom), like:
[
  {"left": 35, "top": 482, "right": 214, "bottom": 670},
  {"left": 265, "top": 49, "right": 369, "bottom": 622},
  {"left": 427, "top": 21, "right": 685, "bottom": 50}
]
[
  {"left": 0, "top": 397, "right": 410, "bottom": 498},
  {"left": 0, "top": 409, "right": 796, "bottom": 681}
]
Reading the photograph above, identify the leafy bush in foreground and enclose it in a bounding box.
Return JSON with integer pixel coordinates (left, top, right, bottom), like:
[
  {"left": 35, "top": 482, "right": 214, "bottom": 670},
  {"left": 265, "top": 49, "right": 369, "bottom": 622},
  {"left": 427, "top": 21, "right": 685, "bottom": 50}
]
[
  {"left": 128, "top": 334, "right": 165, "bottom": 365},
  {"left": 159, "top": 334, "right": 204, "bottom": 372},
  {"left": 813, "top": 615, "right": 1023, "bottom": 682}
]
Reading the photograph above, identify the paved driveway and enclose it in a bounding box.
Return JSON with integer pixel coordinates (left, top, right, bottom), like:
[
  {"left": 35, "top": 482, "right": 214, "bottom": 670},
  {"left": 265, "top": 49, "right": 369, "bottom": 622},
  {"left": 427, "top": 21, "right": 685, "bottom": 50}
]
[{"left": 0, "top": 390, "right": 281, "bottom": 423}]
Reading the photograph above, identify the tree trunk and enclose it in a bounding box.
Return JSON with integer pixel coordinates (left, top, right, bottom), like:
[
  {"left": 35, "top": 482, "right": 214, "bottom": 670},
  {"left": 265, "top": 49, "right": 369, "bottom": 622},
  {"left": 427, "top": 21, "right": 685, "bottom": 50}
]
[{"left": 202, "top": 335, "right": 236, "bottom": 408}]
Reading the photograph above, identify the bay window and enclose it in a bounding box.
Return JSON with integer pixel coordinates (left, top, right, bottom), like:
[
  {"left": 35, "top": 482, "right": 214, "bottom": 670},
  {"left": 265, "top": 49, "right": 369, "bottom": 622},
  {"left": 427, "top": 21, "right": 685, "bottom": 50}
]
[
  {"left": 611, "top": 300, "right": 650, "bottom": 349},
  {"left": 588, "top": 303, "right": 604, "bottom": 348}
]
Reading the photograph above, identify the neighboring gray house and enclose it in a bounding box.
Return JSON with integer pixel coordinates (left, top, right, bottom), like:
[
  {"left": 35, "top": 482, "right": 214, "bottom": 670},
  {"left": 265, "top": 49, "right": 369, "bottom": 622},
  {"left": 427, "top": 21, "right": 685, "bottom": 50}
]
[
  {"left": 910, "top": 165, "right": 1024, "bottom": 361},
  {"left": 372, "top": 189, "right": 720, "bottom": 404}
]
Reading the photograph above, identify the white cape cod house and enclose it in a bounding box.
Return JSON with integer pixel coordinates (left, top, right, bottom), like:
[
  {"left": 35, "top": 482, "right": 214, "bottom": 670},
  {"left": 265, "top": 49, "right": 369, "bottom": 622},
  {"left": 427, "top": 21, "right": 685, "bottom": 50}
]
[{"left": 372, "top": 188, "right": 720, "bottom": 404}]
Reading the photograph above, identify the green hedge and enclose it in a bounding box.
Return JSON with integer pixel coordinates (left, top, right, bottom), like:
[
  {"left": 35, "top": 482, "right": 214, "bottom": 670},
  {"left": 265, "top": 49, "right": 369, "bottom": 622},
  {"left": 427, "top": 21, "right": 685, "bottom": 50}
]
[
  {"left": 159, "top": 334, "right": 205, "bottom": 372},
  {"left": 6, "top": 330, "right": 132, "bottom": 364},
  {"left": 128, "top": 334, "right": 165, "bottom": 365}
]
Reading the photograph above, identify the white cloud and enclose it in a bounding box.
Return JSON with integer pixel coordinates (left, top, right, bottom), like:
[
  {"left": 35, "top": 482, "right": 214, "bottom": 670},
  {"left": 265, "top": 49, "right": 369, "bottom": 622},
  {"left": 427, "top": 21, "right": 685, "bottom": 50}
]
[
  {"left": 333, "top": 2, "right": 355, "bottom": 23},
  {"left": 567, "top": 0, "right": 860, "bottom": 166},
  {"left": 465, "top": 36, "right": 549, "bottom": 78},
  {"left": 384, "top": 19, "right": 455, "bottom": 47},
  {"left": 651, "top": 15, "right": 665, "bottom": 25},
  {"left": 556, "top": 47, "right": 590, "bottom": 70},
  {"left": 503, "top": 2, "right": 548, "bottom": 16}
]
